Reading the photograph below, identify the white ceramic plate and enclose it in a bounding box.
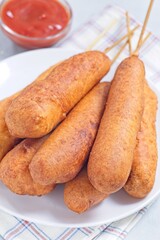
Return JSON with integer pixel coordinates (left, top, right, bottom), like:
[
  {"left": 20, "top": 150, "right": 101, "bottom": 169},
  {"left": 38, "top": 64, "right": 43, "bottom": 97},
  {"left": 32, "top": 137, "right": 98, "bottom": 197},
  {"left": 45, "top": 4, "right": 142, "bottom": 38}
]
[{"left": 0, "top": 48, "right": 160, "bottom": 227}]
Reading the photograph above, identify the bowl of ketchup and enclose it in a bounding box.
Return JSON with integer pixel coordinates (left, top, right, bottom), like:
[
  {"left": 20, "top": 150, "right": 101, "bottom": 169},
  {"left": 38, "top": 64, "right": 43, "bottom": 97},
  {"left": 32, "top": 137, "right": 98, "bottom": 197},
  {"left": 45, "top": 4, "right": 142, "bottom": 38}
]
[{"left": 0, "top": 0, "right": 72, "bottom": 49}]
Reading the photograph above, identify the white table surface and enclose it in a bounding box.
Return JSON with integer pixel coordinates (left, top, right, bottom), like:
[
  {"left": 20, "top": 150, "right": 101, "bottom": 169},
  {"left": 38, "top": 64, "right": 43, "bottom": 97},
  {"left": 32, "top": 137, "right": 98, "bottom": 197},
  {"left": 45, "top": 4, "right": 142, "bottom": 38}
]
[{"left": 0, "top": 0, "right": 160, "bottom": 239}]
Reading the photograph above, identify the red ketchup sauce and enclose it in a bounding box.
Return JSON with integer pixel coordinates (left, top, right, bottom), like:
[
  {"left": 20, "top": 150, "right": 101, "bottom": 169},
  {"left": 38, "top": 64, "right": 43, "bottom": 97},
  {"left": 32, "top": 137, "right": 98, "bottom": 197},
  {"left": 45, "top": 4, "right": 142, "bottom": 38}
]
[{"left": 0, "top": 0, "right": 71, "bottom": 48}]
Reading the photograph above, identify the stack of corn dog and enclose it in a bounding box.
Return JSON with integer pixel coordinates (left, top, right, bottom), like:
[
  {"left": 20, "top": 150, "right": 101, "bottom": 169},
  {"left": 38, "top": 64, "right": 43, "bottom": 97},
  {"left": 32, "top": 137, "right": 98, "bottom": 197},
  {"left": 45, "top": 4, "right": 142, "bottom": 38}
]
[{"left": 0, "top": 0, "right": 158, "bottom": 214}]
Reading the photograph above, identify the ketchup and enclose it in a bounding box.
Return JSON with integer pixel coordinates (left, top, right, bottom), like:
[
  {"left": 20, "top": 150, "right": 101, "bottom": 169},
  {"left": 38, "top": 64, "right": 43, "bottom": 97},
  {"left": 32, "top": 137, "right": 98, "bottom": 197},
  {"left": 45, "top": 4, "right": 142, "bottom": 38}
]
[{"left": 1, "top": 0, "right": 70, "bottom": 38}]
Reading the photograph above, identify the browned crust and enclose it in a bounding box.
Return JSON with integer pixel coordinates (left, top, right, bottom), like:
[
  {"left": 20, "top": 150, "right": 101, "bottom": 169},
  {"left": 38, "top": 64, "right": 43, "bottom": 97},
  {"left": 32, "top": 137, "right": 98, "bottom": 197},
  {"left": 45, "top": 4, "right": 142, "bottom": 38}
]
[
  {"left": 29, "top": 82, "right": 110, "bottom": 185},
  {"left": 88, "top": 56, "right": 145, "bottom": 194},
  {"left": 6, "top": 51, "right": 111, "bottom": 138},
  {"left": 0, "top": 95, "right": 20, "bottom": 161},
  {"left": 64, "top": 168, "right": 108, "bottom": 213},
  {"left": 124, "top": 82, "right": 158, "bottom": 198},
  {"left": 0, "top": 64, "right": 58, "bottom": 161},
  {"left": 0, "top": 136, "right": 55, "bottom": 195}
]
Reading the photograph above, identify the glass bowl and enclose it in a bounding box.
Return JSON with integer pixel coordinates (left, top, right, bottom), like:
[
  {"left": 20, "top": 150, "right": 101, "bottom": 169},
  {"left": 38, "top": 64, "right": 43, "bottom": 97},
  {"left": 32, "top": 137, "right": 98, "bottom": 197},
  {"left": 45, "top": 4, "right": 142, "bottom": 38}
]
[{"left": 0, "top": 0, "right": 72, "bottom": 49}]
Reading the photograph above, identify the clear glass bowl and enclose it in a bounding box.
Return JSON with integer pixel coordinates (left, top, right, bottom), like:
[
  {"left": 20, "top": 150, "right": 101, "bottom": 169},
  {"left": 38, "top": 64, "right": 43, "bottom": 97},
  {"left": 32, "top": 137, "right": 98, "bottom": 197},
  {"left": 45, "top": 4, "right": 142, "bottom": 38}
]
[{"left": 0, "top": 0, "right": 72, "bottom": 49}]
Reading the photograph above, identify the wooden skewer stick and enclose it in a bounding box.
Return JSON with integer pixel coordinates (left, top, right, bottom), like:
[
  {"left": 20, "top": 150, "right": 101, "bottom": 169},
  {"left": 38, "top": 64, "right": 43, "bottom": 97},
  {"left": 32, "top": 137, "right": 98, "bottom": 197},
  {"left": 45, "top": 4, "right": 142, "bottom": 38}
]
[
  {"left": 140, "top": 32, "right": 152, "bottom": 48},
  {"left": 111, "top": 16, "right": 141, "bottom": 66},
  {"left": 86, "top": 19, "right": 117, "bottom": 51},
  {"left": 126, "top": 12, "right": 152, "bottom": 56},
  {"left": 126, "top": 12, "right": 132, "bottom": 55},
  {"left": 110, "top": 24, "right": 139, "bottom": 65},
  {"left": 133, "top": 0, "right": 154, "bottom": 55},
  {"left": 104, "top": 25, "right": 139, "bottom": 54},
  {"left": 112, "top": 11, "right": 151, "bottom": 67},
  {"left": 111, "top": 40, "right": 128, "bottom": 65}
]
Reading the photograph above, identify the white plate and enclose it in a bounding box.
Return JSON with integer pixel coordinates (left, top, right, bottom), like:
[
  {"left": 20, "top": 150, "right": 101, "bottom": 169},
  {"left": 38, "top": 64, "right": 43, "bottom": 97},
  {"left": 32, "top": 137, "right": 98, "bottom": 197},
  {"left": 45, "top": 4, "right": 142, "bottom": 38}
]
[{"left": 0, "top": 48, "right": 160, "bottom": 227}]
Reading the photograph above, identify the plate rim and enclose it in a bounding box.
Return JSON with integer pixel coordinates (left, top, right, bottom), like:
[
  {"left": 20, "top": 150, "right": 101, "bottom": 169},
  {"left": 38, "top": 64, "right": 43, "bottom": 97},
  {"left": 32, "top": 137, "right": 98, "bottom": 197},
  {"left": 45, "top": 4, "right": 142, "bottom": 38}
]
[
  {"left": 0, "top": 47, "right": 159, "bottom": 228},
  {"left": 0, "top": 191, "right": 159, "bottom": 227}
]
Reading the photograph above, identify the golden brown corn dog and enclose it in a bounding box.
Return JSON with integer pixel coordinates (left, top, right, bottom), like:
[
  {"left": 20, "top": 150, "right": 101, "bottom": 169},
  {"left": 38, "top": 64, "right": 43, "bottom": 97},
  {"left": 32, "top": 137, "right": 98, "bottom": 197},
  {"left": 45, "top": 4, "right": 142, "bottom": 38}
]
[
  {"left": 29, "top": 82, "right": 110, "bottom": 185},
  {"left": 0, "top": 94, "right": 20, "bottom": 161},
  {"left": 6, "top": 51, "right": 111, "bottom": 138},
  {"left": 88, "top": 56, "right": 145, "bottom": 194},
  {"left": 0, "top": 136, "right": 55, "bottom": 196},
  {"left": 0, "top": 64, "right": 59, "bottom": 161},
  {"left": 124, "top": 82, "right": 158, "bottom": 198},
  {"left": 64, "top": 168, "right": 108, "bottom": 214}
]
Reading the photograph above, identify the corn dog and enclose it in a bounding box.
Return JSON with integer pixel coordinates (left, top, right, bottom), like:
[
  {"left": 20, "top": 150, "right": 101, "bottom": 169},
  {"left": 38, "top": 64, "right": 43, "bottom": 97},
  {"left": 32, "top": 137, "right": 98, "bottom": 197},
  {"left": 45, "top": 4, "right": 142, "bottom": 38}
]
[
  {"left": 64, "top": 167, "right": 108, "bottom": 214},
  {"left": 0, "top": 136, "right": 55, "bottom": 196},
  {"left": 88, "top": 56, "right": 145, "bottom": 194},
  {"left": 0, "top": 94, "right": 20, "bottom": 161},
  {"left": 6, "top": 51, "right": 111, "bottom": 138},
  {"left": 29, "top": 82, "right": 110, "bottom": 185},
  {"left": 124, "top": 82, "right": 158, "bottom": 198},
  {"left": 0, "top": 64, "right": 59, "bottom": 161}
]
